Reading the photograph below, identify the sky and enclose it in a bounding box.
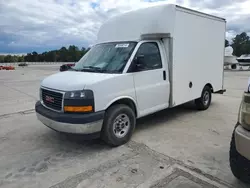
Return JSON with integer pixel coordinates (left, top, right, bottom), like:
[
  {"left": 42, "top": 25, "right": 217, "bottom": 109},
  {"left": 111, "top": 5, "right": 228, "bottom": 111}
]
[{"left": 0, "top": 0, "right": 250, "bottom": 54}]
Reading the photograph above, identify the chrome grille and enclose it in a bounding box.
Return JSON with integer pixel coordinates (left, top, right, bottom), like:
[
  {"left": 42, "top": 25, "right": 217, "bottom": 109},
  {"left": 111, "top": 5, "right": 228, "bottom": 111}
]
[{"left": 41, "top": 88, "right": 63, "bottom": 111}]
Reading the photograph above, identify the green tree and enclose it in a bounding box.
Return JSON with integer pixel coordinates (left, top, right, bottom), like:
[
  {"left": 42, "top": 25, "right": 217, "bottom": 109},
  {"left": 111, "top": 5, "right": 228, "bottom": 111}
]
[
  {"left": 225, "top": 39, "right": 229, "bottom": 47},
  {"left": 12, "top": 56, "right": 18, "bottom": 62},
  {"left": 67, "top": 45, "right": 80, "bottom": 62},
  {"left": 4, "top": 44, "right": 90, "bottom": 63},
  {"left": 32, "top": 51, "right": 38, "bottom": 62},
  {"left": 231, "top": 32, "right": 250, "bottom": 57},
  {"left": 0, "top": 55, "right": 4, "bottom": 63},
  {"left": 4, "top": 55, "right": 13, "bottom": 62},
  {"left": 25, "top": 53, "right": 32, "bottom": 62},
  {"left": 58, "top": 47, "right": 68, "bottom": 62},
  {"left": 18, "top": 56, "right": 25, "bottom": 62}
]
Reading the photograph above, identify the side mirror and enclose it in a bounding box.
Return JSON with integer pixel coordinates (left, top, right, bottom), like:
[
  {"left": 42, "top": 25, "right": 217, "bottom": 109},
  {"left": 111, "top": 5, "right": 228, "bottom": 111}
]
[
  {"left": 136, "top": 55, "right": 144, "bottom": 63},
  {"left": 133, "top": 55, "right": 145, "bottom": 71}
]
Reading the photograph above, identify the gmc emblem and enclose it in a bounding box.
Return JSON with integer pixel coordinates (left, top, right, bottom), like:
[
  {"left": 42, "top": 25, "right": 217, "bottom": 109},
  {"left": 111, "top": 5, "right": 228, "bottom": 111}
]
[{"left": 45, "top": 96, "right": 54, "bottom": 103}]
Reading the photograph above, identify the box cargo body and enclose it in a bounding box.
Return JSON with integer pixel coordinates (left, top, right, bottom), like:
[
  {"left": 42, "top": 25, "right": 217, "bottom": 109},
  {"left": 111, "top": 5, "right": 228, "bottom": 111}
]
[{"left": 98, "top": 4, "right": 226, "bottom": 107}]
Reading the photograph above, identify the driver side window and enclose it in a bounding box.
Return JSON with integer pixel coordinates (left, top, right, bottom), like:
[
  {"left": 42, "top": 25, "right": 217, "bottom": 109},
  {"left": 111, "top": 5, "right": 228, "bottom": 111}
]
[{"left": 132, "top": 42, "right": 162, "bottom": 72}]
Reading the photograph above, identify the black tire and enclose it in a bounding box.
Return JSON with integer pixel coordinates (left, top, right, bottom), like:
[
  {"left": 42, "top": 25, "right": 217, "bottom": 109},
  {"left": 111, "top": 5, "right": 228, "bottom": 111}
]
[
  {"left": 195, "top": 86, "right": 212, "bottom": 111},
  {"left": 231, "top": 64, "right": 237, "bottom": 70},
  {"left": 101, "top": 104, "right": 136, "bottom": 147},
  {"left": 230, "top": 130, "right": 250, "bottom": 183}
]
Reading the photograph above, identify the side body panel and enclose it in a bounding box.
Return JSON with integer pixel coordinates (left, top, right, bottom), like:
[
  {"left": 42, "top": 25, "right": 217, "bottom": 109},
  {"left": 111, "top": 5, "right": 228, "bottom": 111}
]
[{"left": 171, "top": 8, "right": 226, "bottom": 106}]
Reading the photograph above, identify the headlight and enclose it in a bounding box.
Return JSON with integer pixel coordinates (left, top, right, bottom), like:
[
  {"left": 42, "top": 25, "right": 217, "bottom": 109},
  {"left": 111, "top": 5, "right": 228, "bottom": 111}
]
[
  {"left": 239, "top": 92, "right": 250, "bottom": 130},
  {"left": 64, "top": 90, "right": 94, "bottom": 113},
  {"left": 64, "top": 90, "right": 86, "bottom": 99}
]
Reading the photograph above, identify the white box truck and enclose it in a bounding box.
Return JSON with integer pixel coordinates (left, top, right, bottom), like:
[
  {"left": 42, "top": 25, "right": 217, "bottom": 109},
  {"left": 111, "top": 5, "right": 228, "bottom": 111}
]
[{"left": 35, "top": 4, "right": 226, "bottom": 146}]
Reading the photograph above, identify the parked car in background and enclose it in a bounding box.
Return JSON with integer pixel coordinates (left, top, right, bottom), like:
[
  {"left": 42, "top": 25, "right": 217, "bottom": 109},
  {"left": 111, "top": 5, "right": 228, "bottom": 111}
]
[
  {"left": 230, "top": 79, "right": 250, "bottom": 183},
  {"left": 237, "top": 54, "right": 250, "bottom": 67},
  {"left": 18, "top": 62, "right": 28, "bottom": 67},
  {"left": 60, "top": 63, "right": 75, "bottom": 72},
  {"left": 0, "top": 66, "right": 15, "bottom": 70}
]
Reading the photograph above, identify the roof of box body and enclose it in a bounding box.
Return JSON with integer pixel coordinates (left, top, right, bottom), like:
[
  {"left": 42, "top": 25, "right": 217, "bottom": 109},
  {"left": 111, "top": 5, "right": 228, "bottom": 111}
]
[{"left": 96, "top": 4, "right": 225, "bottom": 44}]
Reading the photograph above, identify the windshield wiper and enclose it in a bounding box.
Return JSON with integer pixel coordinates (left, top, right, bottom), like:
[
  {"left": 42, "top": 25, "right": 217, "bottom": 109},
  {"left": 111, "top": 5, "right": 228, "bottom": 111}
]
[
  {"left": 68, "top": 67, "right": 81, "bottom": 72},
  {"left": 79, "top": 66, "right": 105, "bottom": 73},
  {"left": 83, "top": 66, "right": 102, "bottom": 70}
]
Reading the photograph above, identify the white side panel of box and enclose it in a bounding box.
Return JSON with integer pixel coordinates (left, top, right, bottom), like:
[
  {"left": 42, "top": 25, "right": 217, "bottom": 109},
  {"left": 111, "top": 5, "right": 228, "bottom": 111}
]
[{"left": 171, "top": 8, "right": 226, "bottom": 106}]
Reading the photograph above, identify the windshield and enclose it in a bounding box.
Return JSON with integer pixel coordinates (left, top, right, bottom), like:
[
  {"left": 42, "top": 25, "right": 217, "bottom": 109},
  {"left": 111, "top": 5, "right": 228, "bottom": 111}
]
[{"left": 73, "top": 42, "right": 137, "bottom": 73}]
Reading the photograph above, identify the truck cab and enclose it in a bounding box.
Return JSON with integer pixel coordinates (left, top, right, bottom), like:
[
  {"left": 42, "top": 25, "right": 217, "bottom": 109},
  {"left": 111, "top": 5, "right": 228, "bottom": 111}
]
[
  {"left": 35, "top": 4, "right": 226, "bottom": 146},
  {"left": 36, "top": 39, "right": 173, "bottom": 146}
]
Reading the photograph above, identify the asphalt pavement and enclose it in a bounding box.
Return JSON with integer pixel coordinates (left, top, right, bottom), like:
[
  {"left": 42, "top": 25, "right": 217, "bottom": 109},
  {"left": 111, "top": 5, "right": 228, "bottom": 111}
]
[{"left": 0, "top": 65, "right": 249, "bottom": 188}]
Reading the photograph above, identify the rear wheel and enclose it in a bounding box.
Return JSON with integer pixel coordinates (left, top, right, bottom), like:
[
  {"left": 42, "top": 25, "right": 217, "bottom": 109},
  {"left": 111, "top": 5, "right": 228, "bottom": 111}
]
[
  {"left": 230, "top": 130, "right": 250, "bottom": 183},
  {"left": 195, "top": 85, "right": 212, "bottom": 110},
  {"left": 101, "top": 104, "right": 136, "bottom": 147}
]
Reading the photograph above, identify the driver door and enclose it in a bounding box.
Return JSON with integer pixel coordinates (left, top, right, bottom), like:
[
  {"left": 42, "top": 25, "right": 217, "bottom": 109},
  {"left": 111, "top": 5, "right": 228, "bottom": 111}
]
[{"left": 129, "top": 41, "right": 170, "bottom": 117}]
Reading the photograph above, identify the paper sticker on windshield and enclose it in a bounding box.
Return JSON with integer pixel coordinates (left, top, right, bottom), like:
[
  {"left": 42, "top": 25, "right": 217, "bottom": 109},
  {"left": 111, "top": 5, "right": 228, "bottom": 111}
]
[{"left": 115, "top": 44, "right": 129, "bottom": 48}]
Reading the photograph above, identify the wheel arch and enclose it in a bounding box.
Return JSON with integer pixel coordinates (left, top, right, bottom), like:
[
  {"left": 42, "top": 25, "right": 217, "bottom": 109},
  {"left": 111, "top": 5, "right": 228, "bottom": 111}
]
[
  {"left": 105, "top": 97, "right": 138, "bottom": 117},
  {"left": 204, "top": 83, "right": 214, "bottom": 93}
]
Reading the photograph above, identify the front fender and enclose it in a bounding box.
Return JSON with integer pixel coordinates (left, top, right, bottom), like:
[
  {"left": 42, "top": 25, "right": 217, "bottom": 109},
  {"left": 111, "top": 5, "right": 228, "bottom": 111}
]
[{"left": 105, "top": 96, "right": 138, "bottom": 112}]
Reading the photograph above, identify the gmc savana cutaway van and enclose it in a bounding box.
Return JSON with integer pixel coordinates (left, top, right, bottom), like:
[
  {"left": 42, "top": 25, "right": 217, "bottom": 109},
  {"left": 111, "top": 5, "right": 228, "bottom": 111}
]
[{"left": 35, "top": 4, "right": 226, "bottom": 146}]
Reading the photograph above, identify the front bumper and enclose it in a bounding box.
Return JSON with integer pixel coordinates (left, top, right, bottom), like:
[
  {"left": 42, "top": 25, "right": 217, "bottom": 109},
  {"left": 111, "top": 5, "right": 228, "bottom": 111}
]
[
  {"left": 235, "top": 123, "right": 250, "bottom": 160},
  {"left": 35, "top": 101, "right": 104, "bottom": 135}
]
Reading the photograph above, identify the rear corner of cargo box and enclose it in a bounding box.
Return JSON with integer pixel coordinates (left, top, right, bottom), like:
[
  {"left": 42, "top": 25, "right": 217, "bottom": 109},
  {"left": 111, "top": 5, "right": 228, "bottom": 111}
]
[{"left": 170, "top": 8, "right": 226, "bottom": 107}]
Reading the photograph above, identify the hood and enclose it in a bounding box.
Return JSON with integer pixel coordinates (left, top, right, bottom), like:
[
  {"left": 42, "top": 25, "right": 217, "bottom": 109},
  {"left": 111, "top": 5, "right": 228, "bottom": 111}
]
[{"left": 41, "top": 71, "right": 118, "bottom": 91}]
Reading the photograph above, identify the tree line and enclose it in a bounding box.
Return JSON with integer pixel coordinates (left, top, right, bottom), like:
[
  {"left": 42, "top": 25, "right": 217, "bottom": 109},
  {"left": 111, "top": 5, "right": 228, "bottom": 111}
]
[
  {"left": 1, "top": 32, "right": 250, "bottom": 63},
  {"left": 0, "top": 45, "right": 90, "bottom": 63},
  {"left": 225, "top": 32, "right": 250, "bottom": 57}
]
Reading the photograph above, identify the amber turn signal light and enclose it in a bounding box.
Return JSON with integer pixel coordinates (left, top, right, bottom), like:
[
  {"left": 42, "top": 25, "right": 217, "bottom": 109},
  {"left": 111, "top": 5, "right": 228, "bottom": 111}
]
[{"left": 64, "top": 106, "right": 93, "bottom": 112}]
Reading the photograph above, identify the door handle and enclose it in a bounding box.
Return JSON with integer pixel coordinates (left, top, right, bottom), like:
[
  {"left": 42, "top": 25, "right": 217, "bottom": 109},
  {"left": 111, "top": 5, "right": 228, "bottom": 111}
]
[{"left": 163, "top": 70, "right": 166, "bottom": 80}]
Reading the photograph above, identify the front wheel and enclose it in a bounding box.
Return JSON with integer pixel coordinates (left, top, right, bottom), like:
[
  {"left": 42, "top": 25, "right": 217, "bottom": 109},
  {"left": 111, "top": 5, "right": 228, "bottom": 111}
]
[
  {"left": 101, "top": 104, "right": 136, "bottom": 147},
  {"left": 195, "top": 86, "right": 212, "bottom": 110}
]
